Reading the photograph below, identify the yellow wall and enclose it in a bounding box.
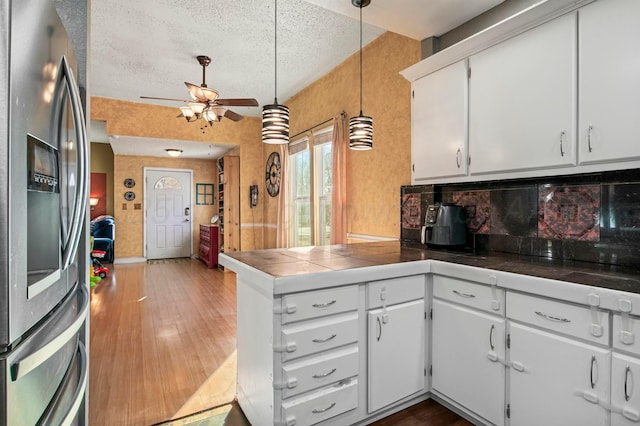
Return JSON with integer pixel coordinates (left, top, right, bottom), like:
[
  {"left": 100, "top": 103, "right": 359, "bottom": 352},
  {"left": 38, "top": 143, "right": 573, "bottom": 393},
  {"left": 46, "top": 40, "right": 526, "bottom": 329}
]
[
  {"left": 91, "top": 98, "right": 263, "bottom": 258},
  {"left": 263, "top": 32, "right": 420, "bottom": 246},
  {"left": 90, "top": 142, "right": 115, "bottom": 216},
  {"left": 113, "top": 155, "right": 219, "bottom": 258},
  {"left": 91, "top": 31, "right": 420, "bottom": 257}
]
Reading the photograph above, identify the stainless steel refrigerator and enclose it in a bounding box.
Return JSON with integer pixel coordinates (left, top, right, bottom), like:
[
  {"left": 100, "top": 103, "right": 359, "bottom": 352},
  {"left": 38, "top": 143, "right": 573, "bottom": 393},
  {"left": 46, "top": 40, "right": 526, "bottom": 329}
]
[{"left": 0, "top": 0, "right": 90, "bottom": 424}]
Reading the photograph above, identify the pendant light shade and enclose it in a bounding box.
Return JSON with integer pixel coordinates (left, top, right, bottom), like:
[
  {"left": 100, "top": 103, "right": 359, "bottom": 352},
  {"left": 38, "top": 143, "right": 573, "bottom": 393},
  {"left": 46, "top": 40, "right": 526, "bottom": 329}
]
[
  {"left": 349, "top": 115, "right": 373, "bottom": 150},
  {"left": 262, "top": 102, "right": 290, "bottom": 144},
  {"left": 262, "top": 0, "right": 290, "bottom": 144},
  {"left": 349, "top": 0, "right": 373, "bottom": 150}
]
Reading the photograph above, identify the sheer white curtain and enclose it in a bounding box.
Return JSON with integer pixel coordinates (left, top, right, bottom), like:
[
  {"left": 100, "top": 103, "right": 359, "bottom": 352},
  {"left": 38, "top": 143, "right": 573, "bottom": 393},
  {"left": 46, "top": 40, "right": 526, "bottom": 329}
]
[{"left": 330, "top": 113, "right": 347, "bottom": 244}]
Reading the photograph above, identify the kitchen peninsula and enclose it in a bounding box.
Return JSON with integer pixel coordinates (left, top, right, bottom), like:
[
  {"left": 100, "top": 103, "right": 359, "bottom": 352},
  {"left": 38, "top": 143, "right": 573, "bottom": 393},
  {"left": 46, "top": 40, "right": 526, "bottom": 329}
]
[{"left": 220, "top": 242, "right": 640, "bottom": 426}]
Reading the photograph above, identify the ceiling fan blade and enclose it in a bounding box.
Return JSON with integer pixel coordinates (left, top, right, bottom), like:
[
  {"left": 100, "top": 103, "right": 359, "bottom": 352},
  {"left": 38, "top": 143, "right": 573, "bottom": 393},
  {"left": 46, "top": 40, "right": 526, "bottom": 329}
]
[
  {"left": 216, "top": 98, "right": 259, "bottom": 107},
  {"left": 140, "top": 95, "right": 190, "bottom": 103},
  {"left": 224, "top": 110, "right": 244, "bottom": 121}
]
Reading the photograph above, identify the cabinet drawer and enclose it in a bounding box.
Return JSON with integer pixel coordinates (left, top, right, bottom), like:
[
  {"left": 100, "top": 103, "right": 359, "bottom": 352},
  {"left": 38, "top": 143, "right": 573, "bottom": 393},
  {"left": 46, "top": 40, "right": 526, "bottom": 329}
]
[
  {"left": 433, "top": 275, "right": 505, "bottom": 315},
  {"left": 282, "top": 286, "right": 358, "bottom": 324},
  {"left": 199, "top": 245, "right": 210, "bottom": 258},
  {"left": 280, "top": 346, "right": 358, "bottom": 399},
  {"left": 367, "top": 275, "right": 425, "bottom": 309},
  {"left": 200, "top": 226, "right": 211, "bottom": 237},
  {"left": 281, "top": 378, "right": 357, "bottom": 426},
  {"left": 280, "top": 312, "right": 358, "bottom": 362},
  {"left": 507, "top": 292, "right": 609, "bottom": 345},
  {"left": 613, "top": 313, "right": 640, "bottom": 356}
]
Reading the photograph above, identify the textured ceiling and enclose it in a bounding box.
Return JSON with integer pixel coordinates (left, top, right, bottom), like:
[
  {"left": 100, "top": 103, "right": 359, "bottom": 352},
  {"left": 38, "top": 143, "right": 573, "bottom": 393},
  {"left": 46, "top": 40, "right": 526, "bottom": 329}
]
[
  {"left": 90, "top": 0, "right": 386, "bottom": 119},
  {"left": 87, "top": 0, "right": 505, "bottom": 158}
]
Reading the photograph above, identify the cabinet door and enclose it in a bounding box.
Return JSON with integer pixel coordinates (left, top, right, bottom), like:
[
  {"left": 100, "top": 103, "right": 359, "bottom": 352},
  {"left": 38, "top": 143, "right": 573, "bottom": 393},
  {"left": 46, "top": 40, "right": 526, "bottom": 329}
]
[
  {"left": 579, "top": 0, "right": 640, "bottom": 164},
  {"left": 612, "top": 353, "right": 640, "bottom": 426},
  {"left": 411, "top": 60, "right": 468, "bottom": 182},
  {"left": 431, "top": 299, "right": 505, "bottom": 426},
  {"left": 509, "top": 323, "right": 610, "bottom": 426},
  {"left": 468, "top": 12, "right": 576, "bottom": 175},
  {"left": 367, "top": 299, "right": 425, "bottom": 413}
]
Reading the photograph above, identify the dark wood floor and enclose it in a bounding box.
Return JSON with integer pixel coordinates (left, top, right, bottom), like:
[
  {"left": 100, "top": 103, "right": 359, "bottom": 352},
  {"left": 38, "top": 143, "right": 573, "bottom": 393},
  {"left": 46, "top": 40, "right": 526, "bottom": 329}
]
[{"left": 89, "top": 259, "right": 469, "bottom": 425}]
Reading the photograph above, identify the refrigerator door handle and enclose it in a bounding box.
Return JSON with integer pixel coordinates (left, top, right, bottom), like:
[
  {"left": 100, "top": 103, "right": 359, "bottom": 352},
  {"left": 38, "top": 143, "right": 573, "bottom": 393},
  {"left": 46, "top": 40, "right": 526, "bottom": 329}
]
[
  {"left": 10, "top": 285, "right": 89, "bottom": 381},
  {"left": 56, "top": 55, "right": 89, "bottom": 271},
  {"left": 60, "top": 341, "right": 88, "bottom": 426}
]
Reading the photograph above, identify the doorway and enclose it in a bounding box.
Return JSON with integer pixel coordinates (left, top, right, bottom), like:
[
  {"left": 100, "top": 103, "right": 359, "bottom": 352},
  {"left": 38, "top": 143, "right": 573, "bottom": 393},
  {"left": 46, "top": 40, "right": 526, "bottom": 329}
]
[{"left": 144, "top": 168, "right": 193, "bottom": 260}]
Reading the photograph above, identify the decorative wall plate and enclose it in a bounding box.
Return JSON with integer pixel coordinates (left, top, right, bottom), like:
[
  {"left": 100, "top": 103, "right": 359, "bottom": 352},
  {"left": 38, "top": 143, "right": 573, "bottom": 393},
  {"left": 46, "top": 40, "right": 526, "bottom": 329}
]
[
  {"left": 124, "top": 191, "right": 135, "bottom": 201},
  {"left": 124, "top": 178, "right": 135, "bottom": 188}
]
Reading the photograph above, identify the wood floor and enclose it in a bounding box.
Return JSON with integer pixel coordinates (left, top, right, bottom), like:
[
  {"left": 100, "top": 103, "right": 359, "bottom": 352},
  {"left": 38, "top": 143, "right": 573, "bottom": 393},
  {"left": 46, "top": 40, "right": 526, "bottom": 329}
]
[
  {"left": 89, "top": 259, "right": 470, "bottom": 426},
  {"left": 89, "top": 260, "right": 237, "bottom": 425}
]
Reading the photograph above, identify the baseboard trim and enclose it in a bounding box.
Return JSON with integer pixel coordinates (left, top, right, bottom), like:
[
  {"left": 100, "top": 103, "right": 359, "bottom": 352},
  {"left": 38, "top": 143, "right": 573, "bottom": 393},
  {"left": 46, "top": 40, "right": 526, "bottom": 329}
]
[{"left": 113, "top": 257, "right": 147, "bottom": 264}]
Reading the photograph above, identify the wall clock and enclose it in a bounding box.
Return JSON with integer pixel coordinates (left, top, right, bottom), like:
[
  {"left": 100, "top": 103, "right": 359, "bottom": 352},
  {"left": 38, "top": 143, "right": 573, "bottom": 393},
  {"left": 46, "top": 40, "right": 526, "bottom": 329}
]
[{"left": 265, "top": 151, "right": 281, "bottom": 197}]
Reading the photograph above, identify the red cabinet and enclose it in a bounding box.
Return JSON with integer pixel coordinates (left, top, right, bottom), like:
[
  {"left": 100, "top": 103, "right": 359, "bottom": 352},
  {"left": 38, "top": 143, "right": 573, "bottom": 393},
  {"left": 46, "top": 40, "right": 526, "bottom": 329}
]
[{"left": 199, "top": 224, "right": 219, "bottom": 268}]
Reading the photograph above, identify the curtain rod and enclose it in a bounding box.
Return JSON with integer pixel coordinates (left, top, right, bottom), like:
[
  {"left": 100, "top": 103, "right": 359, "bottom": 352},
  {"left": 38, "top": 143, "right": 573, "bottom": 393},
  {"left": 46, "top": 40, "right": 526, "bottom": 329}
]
[{"left": 290, "top": 111, "right": 346, "bottom": 140}]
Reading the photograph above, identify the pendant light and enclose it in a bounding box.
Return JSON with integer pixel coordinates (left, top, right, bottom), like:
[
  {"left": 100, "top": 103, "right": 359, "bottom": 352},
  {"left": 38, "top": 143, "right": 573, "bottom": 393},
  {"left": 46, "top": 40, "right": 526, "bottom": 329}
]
[
  {"left": 262, "top": 0, "right": 290, "bottom": 144},
  {"left": 349, "top": 0, "right": 373, "bottom": 150}
]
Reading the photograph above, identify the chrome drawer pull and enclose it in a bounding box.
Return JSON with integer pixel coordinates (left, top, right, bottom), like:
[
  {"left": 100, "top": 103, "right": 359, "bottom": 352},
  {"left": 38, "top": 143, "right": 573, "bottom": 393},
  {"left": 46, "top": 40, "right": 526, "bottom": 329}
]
[
  {"left": 312, "top": 368, "right": 337, "bottom": 379},
  {"left": 312, "top": 334, "right": 337, "bottom": 344},
  {"left": 590, "top": 355, "right": 597, "bottom": 389},
  {"left": 312, "top": 300, "right": 336, "bottom": 308},
  {"left": 453, "top": 290, "right": 476, "bottom": 298},
  {"left": 535, "top": 311, "right": 570, "bottom": 323},
  {"left": 625, "top": 365, "right": 632, "bottom": 402},
  {"left": 312, "top": 402, "right": 336, "bottom": 414}
]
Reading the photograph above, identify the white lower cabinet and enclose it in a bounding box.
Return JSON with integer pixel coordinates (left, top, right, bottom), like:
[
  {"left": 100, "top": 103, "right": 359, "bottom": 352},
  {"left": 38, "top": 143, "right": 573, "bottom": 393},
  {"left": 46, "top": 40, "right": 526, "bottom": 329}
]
[
  {"left": 508, "top": 322, "right": 611, "bottom": 426},
  {"left": 281, "top": 378, "right": 358, "bottom": 426},
  {"left": 611, "top": 353, "right": 640, "bottom": 425},
  {"left": 432, "top": 298, "right": 506, "bottom": 426},
  {"left": 367, "top": 298, "right": 426, "bottom": 413}
]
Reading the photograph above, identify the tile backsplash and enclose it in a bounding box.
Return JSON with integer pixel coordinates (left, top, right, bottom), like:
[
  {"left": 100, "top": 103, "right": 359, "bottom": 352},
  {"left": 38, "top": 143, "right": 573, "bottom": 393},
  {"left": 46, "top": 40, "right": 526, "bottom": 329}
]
[{"left": 401, "top": 169, "right": 640, "bottom": 267}]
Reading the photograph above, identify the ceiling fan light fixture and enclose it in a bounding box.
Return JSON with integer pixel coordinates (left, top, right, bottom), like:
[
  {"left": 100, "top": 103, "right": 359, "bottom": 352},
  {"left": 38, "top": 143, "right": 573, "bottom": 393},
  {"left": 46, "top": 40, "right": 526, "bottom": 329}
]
[
  {"left": 262, "top": 0, "right": 290, "bottom": 144},
  {"left": 349, "top": 0, "right": 373, "bottom": 150},
  {"left": 203, "top": 106, "right": 217, "bottom": 124},
  {"left": 180, "top": 106, "right": 195, "bottom": 121},
  {"left": 189, "top": 102, "right": 206, "bottom": 117},
  {"left": 201, "top": 87, "right": 219, "bottom": 102},
  {"left": 212, "top": 105, "right": 226, "bottom": 121},
  {"left": 165, "top": 149, "right": 183, "bottom": 157}
]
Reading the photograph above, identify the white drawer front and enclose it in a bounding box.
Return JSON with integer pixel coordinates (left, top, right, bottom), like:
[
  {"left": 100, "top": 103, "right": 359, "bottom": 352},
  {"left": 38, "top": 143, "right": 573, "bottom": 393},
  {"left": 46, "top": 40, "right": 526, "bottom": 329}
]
[
  {"left": 281, "top": 346, "right": 358, "bottom": 399},
  {"left": 366, "top": 275, "right": 425, "bottom": 309},
  {"left": 281, "top": 312, "right": 358, "bottom": 361},
  {"left": 281, "top": 378, "right": 358, "bottom": 426},
  {"left": 282, "top": 285, "right": 358, "bottom": 324},
  {"left": 433, "top": 275, "right": 505, "bottom": 315},
  {"left": 613, "top": 313, "right": 640, "bottom": 356},
  {"left": 507, "top": 292, "right": 610, "bottom": 345}
]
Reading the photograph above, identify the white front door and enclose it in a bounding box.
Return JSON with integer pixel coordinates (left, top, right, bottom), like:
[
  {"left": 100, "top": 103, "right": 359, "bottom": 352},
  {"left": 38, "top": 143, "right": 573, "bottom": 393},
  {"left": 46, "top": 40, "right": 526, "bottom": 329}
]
[{"left": 145, "top": 168, "right": 192, "bottom": 260}]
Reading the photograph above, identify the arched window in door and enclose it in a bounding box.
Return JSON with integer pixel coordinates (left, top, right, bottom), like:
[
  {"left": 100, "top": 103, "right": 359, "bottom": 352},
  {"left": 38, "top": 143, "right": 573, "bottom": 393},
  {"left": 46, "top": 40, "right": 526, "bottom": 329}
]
[{"left": 154, "top": 177, "right": 182, "bottom": 190}]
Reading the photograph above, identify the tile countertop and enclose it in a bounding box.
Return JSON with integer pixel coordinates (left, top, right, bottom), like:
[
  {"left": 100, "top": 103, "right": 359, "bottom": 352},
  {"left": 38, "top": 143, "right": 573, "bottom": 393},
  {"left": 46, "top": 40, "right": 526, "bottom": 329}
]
[{"left": 220, "top": 241, "right": 640, "bottom": 295}]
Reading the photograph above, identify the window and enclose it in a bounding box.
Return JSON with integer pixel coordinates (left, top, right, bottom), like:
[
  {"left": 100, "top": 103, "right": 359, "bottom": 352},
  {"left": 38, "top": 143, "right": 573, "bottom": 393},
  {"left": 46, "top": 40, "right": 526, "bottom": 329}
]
[
  {"left": 195, "top": 183, "right": 214, "bottom": 205},
  {"left": 288, "top": 128, "right": 332, "bottom": 247}
]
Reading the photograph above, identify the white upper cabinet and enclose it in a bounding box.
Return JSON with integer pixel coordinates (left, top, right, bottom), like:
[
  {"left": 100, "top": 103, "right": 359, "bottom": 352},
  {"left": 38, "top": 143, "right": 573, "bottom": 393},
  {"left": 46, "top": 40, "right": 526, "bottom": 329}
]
[
  {"left": 578, "top": 0, "right": 640, "bottom": 165},
  {"left": 468, "top": 12, "right": 577, "bottom": 175},
  {"left": 411, "top": 60, "right": 468, "bottom": 182}
]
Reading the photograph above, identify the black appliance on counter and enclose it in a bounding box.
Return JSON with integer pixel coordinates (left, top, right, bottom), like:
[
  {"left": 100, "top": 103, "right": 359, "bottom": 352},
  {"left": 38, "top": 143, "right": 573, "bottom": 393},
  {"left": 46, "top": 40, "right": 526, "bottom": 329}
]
[{"left": 421, "top": 203, "right": 467, "bottom": 246}]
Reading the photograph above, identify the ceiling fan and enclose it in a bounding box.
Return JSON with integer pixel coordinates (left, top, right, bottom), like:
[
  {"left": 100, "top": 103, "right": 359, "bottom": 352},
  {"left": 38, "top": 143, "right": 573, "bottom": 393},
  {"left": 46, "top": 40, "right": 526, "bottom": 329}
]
[{"left": 140, "top": 55, "right": 259, "bottom": 128}]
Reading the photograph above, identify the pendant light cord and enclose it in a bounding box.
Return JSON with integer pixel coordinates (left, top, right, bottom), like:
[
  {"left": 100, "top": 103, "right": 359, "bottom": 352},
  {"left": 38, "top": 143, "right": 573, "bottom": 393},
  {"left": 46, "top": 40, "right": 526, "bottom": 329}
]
[
  {"left": 274, "top": 0, "right": 278, "bottom": 104},
  {"left": 359, "top": 4, "right": 363, "bottom": 116}
]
